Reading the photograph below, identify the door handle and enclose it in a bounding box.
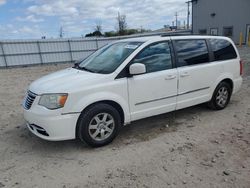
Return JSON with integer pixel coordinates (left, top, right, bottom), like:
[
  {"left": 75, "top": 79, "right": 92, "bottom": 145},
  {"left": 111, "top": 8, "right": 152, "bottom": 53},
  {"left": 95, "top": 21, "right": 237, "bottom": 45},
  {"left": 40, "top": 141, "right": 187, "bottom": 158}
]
[
  {"left": 165, "top": 75, "right": 176, "bottom": 80},
  {"left": 180, "top": 72, "right": 190, "bottom": 77}
]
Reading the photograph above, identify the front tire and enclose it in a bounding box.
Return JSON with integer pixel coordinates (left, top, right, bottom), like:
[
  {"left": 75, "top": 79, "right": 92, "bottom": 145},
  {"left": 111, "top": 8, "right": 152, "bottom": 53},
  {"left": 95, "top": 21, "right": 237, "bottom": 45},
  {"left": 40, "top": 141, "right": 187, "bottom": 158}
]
[
  {"left": 77, "top": 103, "right": 121, "bottom": 147},
  {"left": 208, "top": 82, "right": 232, "bottom": 110}
]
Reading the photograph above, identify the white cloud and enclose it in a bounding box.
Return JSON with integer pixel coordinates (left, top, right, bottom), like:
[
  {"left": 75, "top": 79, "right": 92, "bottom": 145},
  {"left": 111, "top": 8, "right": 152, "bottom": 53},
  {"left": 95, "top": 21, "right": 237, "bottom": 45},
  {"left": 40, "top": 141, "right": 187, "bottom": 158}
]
[
  {"left": 19, "top": 26, "right": 34, "bottom": 33},
  {"left": 0, "top": 0, "right": 6, "bottom": 6},
  {"left": 2, "top": 0, "right": 190, "bottom": 39},
  {"left": 0, "top": 24, "right": 44, "bottom": 39},
  {"left": 28, "top": 1, "right": 79, "bottom": 17},
  {"left": 16, "top": 15, "right": 44, "bottom": 23},
  {"left": 27, "top": 0, "right": 188, "bottom": 31},
  {"left": 11, "top": 30, "right": 19, "bottom": 34}
]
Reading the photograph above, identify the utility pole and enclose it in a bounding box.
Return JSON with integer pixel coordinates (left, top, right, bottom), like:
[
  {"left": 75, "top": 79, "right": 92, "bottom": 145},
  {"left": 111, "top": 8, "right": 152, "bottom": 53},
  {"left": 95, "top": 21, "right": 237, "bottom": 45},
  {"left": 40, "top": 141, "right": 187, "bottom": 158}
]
[
  {"left": 59, "top": 26, "right": 64, "bottom": 38},
  {"left": 186, "top": 1, "right": 192, "bottom": 29},
  {"left": 175, "top": 12, "right": 178, "bottom": 30}
]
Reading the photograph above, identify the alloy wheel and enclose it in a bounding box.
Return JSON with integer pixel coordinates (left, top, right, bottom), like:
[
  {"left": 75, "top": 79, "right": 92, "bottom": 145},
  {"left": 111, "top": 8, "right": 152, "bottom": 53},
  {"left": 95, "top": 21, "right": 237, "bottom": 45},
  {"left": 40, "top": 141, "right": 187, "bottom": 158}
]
[
  {"left": 215, "top": 87, "right": 229, "bottom": 108},
  {"left": 88, "top": 113, "right": 115, "bottom": 141}
]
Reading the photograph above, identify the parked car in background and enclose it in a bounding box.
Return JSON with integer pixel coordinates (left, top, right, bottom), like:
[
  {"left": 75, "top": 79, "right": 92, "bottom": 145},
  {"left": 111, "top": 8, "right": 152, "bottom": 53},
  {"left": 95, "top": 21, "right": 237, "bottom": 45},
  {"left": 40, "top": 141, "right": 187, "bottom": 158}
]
[{"left": 23, "top": 35, "right": 243, "bottom": 147}]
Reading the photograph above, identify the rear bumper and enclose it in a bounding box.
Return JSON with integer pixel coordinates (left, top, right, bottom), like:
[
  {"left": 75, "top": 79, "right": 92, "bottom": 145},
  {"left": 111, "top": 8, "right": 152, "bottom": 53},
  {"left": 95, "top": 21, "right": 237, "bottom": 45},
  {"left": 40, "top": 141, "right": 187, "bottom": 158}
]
[
  {"left": 233, "top": 77, "right": 243, "bottom": 94},
  {"left": 24, "top": 109, "right": 80, "bottom": 141}
]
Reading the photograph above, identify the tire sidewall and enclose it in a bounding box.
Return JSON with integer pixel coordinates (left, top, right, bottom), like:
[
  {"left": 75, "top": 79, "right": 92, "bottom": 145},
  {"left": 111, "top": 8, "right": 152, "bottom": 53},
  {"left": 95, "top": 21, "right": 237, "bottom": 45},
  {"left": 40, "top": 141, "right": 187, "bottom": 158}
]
[
  {"left": 77, "top": 103, "right": 121, "bottom": 147},
  {"left": 211, "top": 82, "right": 232, "bottom": 110}
]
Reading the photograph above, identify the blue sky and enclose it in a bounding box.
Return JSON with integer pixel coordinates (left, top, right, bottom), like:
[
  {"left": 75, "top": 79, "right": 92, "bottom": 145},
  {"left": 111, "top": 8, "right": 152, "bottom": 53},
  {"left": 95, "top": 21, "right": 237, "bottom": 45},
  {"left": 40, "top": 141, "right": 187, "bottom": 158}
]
[{"left": 0, "top": 0, "right": 188, "bottom": 39}]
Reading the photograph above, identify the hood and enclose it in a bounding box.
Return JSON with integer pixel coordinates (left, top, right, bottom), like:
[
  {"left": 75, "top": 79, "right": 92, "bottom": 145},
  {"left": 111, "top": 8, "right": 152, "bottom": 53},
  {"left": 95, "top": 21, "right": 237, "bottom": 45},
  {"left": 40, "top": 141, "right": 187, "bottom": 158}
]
[{"left": 29, "top": 68, "right": 108, "bottom": 95}]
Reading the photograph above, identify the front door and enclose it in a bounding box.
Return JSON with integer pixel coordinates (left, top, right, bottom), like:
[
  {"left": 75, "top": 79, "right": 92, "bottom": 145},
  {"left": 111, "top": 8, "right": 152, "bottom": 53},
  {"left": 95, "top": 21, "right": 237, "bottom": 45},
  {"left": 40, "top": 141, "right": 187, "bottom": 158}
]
[{"left": 128, "top": 41, "right": 178, "bottom": 121}]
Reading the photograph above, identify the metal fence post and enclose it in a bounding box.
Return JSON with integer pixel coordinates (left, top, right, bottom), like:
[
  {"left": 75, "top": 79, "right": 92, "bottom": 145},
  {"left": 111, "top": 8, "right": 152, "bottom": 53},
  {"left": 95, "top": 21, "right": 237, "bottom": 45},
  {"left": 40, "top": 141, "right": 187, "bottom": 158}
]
[
  {"left": 95, "top": 38, "right": 99, "bottom": 49},
  {"left": 0, "top": 42, "right": 8, "bottom": 67},
  {"left": 68, "top": 40, "right": 73, "bottom": 63},
  {"left": 37, "top": 41, "right": 43, "bottom": 64}
]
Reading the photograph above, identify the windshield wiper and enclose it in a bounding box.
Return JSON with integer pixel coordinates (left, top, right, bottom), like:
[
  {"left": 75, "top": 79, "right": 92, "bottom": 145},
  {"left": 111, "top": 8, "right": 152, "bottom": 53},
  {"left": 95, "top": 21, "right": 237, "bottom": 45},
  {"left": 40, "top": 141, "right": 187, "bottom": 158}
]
[
  {"left": 78, "top": 66, "right": 96, "bottom": 73},
  {"left": 73, "top": 63, "right": 96, "bottom": 73}
]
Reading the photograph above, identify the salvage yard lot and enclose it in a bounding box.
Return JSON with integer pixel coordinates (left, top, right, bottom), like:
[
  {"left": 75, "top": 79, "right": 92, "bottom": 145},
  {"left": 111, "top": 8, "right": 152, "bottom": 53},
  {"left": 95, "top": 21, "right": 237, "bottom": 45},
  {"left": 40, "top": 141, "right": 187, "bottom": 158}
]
[{"left": 0, "top": 47, "right": 250, "bottom": 188}]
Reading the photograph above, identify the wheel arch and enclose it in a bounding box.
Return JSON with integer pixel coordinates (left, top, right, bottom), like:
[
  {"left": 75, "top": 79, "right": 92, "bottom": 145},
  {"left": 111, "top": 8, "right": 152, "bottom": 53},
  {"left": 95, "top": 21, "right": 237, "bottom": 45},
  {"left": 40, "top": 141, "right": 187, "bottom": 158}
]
[
  {"left": 220, "top": 78, "right": 234, "bottom": 90},
  {"left": 212, "top": 74, "right": 234, "bottom": 93},
  {"left": 208, "top": 78, "right": 233, "bottom": 110},
  {"left": 84, "top": 100, "right": 125, "bottom": 124},
  {"left": 75, "top": 100, "right": 126, "bottom": 138}
]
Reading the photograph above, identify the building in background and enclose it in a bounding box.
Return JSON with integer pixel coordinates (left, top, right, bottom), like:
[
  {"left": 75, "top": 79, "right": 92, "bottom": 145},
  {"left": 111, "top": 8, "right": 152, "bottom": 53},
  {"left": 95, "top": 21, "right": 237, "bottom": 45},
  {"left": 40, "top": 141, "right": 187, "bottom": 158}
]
[{"left": 192, "top": 0, "right": 250, "bottom": 44}]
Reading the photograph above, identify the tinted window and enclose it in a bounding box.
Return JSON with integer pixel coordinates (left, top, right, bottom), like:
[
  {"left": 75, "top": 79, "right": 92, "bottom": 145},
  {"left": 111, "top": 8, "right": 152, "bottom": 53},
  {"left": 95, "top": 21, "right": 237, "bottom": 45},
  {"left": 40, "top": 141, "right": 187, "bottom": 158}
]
[
  {"left": 132, "top": 42, "right": 172, "bottom": 73},
  {"left": 199, "top": 29, "right": 207, "bottom": 35},
  {"left": 223, "top": 27, "right": 233, "bottom": 37},
  {"left": 209, "top": 39, "right": 237, "bottom": 61},
  {"left": 175, "top": 40, "right": 209, "bottom": 67}
]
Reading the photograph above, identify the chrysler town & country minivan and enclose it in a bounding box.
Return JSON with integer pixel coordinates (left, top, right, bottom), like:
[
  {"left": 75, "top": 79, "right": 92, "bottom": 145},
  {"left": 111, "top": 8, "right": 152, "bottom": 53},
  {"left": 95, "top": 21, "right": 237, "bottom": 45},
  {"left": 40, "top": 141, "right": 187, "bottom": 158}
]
[{"left": 23, "top": 35, "right": 243, "bottom": 147}]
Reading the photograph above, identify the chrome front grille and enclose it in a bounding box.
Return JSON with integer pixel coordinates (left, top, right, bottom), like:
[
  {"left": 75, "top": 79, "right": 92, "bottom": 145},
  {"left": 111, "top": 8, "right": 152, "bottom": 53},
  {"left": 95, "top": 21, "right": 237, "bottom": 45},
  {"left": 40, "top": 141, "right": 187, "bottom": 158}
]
[{"left": 23, "top": 91, "right": 37, "bottom": 110}]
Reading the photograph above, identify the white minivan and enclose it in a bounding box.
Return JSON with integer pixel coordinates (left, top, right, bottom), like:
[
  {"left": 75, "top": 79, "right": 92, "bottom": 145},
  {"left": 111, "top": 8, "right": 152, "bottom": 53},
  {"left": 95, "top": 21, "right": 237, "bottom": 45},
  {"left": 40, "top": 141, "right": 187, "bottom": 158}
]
[{"left": 23, "top": 35, "right": 243, "bottom": 147}]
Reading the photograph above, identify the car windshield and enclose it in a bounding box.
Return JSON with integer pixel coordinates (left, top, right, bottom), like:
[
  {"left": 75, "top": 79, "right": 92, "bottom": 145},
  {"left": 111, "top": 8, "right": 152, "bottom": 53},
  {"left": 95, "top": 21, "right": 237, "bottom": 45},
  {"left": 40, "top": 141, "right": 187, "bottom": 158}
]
[{"left": 76, "top": 41, "right": 142, "bottom": 74}]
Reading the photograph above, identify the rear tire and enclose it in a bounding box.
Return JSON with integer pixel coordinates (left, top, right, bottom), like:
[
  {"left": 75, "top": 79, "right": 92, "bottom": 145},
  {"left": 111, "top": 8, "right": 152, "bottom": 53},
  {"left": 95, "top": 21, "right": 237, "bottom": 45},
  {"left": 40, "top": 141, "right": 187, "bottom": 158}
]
[
  {"left": 77, "top": 103, "right": 121, "bottom": 147},
  {"left": 208, "top": 82, "right": 232, "bottom": 110}
]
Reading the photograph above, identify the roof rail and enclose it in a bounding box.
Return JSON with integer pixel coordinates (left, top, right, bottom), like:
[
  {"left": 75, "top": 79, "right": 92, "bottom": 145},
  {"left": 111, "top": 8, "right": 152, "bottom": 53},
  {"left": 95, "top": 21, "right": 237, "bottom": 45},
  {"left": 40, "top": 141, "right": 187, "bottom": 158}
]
[
  {"left": 161, "top": 32, "right": 193, "bottom": 37},
  {"left": 160, "top": 30, "right": 193, "bottom": 37}
]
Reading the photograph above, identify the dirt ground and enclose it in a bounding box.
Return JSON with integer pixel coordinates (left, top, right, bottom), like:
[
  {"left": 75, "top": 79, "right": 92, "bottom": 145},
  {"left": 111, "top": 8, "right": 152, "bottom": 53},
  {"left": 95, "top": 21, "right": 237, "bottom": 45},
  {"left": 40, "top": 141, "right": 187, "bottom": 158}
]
[{"left": 0, "top": 47, "right": 250, "bottom": 188}]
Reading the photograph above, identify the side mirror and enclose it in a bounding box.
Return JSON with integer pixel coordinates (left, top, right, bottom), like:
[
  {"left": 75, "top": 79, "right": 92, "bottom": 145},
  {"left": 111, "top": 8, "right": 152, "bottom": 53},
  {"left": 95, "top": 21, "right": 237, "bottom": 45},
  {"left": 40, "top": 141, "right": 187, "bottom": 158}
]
[{"left": 129, "top": 63, "right": 146, "bottom": 75}]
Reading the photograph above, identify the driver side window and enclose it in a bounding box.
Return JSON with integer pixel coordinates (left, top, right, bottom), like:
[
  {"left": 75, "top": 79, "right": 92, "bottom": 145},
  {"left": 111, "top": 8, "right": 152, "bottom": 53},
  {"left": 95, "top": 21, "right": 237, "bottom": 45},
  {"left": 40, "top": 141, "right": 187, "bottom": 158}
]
[{"left": 131, "top": 42, "right": 172, "bottom": 73}]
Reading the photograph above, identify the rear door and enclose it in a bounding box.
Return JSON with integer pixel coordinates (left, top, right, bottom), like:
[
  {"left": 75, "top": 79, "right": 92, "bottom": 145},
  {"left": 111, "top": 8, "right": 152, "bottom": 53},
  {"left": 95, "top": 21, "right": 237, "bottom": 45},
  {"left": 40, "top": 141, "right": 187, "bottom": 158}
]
[{"left": 173, "top": 39, "right": 219, "bottom": 109}]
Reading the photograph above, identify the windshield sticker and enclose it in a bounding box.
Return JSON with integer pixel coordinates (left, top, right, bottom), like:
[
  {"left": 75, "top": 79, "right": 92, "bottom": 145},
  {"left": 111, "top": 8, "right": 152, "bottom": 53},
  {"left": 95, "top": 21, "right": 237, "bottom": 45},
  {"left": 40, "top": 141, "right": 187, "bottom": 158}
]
[{"left": 125, "top": 44, "right": 139, "bottom": 49}]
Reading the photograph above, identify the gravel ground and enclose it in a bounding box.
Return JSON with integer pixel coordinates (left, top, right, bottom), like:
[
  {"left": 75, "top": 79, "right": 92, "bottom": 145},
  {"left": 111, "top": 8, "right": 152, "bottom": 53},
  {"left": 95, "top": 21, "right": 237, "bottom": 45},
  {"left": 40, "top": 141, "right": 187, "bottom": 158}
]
[{"left": 0, "top": 47, "right": 249, "bottom": 188}]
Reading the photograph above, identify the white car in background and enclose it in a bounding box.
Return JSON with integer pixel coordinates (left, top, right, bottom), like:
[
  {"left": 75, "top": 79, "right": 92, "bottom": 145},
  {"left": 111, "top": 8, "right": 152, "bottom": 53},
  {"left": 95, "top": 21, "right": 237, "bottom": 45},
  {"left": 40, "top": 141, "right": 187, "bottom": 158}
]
[{"left": 23, "top": 35, "right": 243, "bottom": 147}]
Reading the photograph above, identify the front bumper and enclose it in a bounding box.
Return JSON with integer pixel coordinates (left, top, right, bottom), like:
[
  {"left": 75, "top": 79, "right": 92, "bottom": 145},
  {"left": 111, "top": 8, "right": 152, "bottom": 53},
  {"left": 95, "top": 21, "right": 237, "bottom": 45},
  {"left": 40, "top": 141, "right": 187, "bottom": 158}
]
[{"left": 24, "top": 108, "right": 80, "bottom": 141}]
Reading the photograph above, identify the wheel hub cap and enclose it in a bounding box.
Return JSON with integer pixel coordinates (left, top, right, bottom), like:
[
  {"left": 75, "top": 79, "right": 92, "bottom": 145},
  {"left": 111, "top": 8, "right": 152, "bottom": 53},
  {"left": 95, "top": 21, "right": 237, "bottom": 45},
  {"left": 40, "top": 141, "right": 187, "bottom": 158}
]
[
  {"left": 216, "top": 87, "right": 229, "bottom": 107},
  {"left": 88, "top": 113, "right": 115, "bottom": 141}
]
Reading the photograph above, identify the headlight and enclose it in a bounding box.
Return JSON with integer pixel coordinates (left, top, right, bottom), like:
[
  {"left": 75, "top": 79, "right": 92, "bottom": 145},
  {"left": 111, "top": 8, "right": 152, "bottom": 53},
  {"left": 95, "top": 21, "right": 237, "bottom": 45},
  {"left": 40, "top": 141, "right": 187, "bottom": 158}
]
[{"left": 38, "top": 94, "right": 68, "bottom": 110}]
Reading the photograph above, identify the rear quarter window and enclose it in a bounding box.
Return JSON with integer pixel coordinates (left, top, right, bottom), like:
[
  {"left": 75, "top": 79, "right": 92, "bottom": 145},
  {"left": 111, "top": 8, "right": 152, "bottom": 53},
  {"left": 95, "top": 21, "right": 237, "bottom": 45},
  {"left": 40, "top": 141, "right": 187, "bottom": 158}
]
[
  {"left": 209, "top": 39, "right": 237, "bottom": 61},
  {"left": 174, "top": 40, "right": 209, "bottom": 67}
]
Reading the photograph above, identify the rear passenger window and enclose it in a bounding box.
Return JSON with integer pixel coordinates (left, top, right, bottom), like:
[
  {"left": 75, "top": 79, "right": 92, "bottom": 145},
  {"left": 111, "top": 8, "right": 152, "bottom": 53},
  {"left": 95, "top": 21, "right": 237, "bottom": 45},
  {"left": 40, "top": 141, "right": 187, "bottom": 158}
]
[
  {"left": 175, "top": 40, "right": 209, "bottom": 67},
  {"left": 209, "top": 39, "right": 237, "bottom": 61},
  {"left": 132, "top": 42, "right": 172, "bottom": 73}
]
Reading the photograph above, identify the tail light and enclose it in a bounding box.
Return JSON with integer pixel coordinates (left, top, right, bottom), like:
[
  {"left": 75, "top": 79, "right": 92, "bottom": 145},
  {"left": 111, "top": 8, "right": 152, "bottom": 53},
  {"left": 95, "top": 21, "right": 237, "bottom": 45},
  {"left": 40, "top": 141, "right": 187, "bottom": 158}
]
[{"left": 240, "top": 59, "right": 243, "bottom": 76}]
